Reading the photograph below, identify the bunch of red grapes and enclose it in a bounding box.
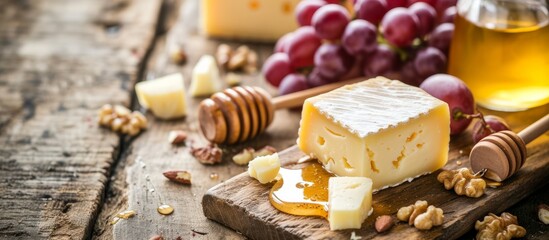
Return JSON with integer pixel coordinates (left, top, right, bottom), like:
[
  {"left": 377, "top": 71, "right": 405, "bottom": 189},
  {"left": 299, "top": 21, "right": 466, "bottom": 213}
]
[
  {"left": 262, "top": 0, "right": 509, "bottom": 141},
  {"left": 262, "top": 0, "right": 458, "bottom": 94}
]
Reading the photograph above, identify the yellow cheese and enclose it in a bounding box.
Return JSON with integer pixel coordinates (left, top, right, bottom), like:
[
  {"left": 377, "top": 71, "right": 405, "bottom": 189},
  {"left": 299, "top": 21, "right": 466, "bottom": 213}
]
[
  {"left": 297, "top": 77, "right": 450, "bottom": 190},
  {"left": 328, "top": 177, "right": 373, "bottom": 230},
  {"left": 200, "top": 0, "right": 300, "bottom": 42},
  {"left": 135, "top": 73, "right": 186, "bottom": 120},
  {"left": 190, "top": 55, "right": 221, "bottom": 97},
  {"left": 248, "top": 153, "right": 280, "bottom": 184}
]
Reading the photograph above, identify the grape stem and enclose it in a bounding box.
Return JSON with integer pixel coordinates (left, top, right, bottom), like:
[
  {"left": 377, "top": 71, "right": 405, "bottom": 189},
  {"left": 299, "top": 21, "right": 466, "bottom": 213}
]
[{"left": 460, "top": 109, "right": 494, "bottom": 133}]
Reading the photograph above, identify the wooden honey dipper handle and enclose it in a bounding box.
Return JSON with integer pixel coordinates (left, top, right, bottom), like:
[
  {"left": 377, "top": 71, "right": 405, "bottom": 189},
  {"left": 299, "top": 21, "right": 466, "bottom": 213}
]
[
  {"left": 517, "top": 114, "right": 549, "bottom": 144},
  {"left": 272, "top": 78, "right": 364, "bottom": 109}
]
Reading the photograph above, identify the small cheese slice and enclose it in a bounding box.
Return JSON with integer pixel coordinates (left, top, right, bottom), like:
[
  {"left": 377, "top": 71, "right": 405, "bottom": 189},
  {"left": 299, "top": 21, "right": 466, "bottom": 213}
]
[
  {"left": 135, "top": 73, "right": 186, "bottom": 119},
  {"left": 190, "top": 55, "right": 221, "bottom": 97},
  {"left": 328, "top": 177, "right": 373, "bottom": 230},
  {"left": 297, "top": 77, "right": 450, "bottom": 190},
  {"left": 248, "top": 153, "right": 280, "bottom": 184},
  {"left": 200, "top": 0, "right": 300, "bottom": 42}
]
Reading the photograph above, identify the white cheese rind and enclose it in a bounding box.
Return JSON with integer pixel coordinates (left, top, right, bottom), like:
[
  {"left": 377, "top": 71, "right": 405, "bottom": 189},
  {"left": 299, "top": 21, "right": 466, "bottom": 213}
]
[
  {"left": 297, "top": 77, "right": 450, "bottom": 190},
  {"left": 190, "top": 55, "right": 221, "bottom": 97},
  {"left": 328, "top": 177, "right": 373, "bottom": 230},
  {"left": 135, "top": 73, "right": 186, "bottom": 119}
]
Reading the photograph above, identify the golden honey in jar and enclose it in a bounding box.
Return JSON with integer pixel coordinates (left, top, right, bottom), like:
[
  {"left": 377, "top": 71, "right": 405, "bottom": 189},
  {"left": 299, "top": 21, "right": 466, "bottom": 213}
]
[{"left": 449, "top": 0, "right": 549, "bottom": 111}]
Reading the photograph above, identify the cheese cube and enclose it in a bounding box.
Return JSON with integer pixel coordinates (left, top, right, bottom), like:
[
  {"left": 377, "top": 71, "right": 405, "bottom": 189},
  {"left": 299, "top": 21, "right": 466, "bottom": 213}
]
[
  {"left": 200, "top": 0, "right": 300, "bottom": 42},
  {"left": 248, "top": 153, "right": 280, "bottom": 184},
  {"left": 190, "top": 55, "right": 221, "bottom": 97},
  {"left": 135, "top": 73, "right": 186, "bottom": 120},
  {"left": 297, "top": 77, "right": 450, "bottom": 190},
  {"left": 328, "top": 177, "right": 373, "bottom": 230}
]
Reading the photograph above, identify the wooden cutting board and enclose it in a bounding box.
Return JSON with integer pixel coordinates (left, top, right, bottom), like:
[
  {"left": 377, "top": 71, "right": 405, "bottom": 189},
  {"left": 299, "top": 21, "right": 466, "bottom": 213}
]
[{"left": 202, "top": 111, "right": 549, "bottom": 239}]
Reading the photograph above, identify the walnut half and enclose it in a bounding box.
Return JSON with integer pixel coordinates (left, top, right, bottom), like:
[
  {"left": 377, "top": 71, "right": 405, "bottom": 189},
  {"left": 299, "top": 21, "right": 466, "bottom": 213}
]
[
  {"left": 437, "top": 168, "right": 486, "bottom": 198},
  {"left": 191, "top": 143, "right": 222, "bottom": 165},
  {"left": 397, "top": 200, "right": 444, "bottom": 230},
  {"left": 475, "top": 212, "right": 526, "bottom": 240}
]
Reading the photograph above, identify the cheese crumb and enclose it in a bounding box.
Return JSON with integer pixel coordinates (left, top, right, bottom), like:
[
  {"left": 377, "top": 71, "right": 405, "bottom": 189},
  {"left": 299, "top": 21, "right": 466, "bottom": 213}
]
[{"left": 247, "top": 153, "right": 280, "bottom": 184}]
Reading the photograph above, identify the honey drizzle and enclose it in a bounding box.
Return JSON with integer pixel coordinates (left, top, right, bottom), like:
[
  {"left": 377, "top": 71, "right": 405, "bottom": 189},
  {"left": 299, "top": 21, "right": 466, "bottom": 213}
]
[{"left": 269, "top": 162, "right": 333, "bottom": 218}]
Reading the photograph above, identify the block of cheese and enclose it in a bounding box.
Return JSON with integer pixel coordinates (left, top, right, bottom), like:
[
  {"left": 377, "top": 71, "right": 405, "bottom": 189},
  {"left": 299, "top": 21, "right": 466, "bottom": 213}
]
[
  {"left": 297, "top": 77, "right": 450, "bottom": 190},
  {"left": 248, "top": 153, "right": 280, "bottom": 184},
  {"left": 135, "top": 73, "right": 186, "bottom": 120},
  {"left": 190, "top": 55, "right": 221, "bottom": 97},
  {"left": 200, "top": 0, "right": 300, "bottom": 41},
  {"left": 328, "top": 177, "right": 373, "bottom": 230}
]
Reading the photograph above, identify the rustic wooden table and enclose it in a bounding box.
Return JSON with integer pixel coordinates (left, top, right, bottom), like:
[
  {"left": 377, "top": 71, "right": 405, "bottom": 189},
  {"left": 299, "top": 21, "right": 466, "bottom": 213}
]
[{"left": 0, "top": 0, "right": 547, "bottom": 239}]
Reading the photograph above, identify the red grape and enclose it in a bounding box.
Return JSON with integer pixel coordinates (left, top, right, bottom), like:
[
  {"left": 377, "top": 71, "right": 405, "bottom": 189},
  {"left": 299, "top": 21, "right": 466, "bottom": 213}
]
[
  {"left": 414, "top": 46, "right": 446, "bottom": 78},
  {"left": 428, "top": 23, "right": 454, "bottom": 54},
  {"left": 262, "top": 53, "right": 293, "bottom": 87},
  {"left": 440, "top": 6, "right": 457, "bottom": 23},
  {"left": 274, "top": 32, "right": 293, "bottom": 53},
  {"left": 287, "top": 26, "right": 322, "bottom": 68},
  {"left": 363, "top": 44, "right": 398, "bottom": 77},
  {"left": 472, "top": 115, "right": 510, "bottom": 143},
  {"left": 314, "top": 43, "right": 354, "bottom": 79},
  {"left": 406, "top": 0, "right": 435, "bottom": 7},
  {"left": 400, "top": 60, "right": 423, "bottom": 86},
  {"left": 435, "top": 0, "right": 457, "bottom": 17},
  {"left": 355, "top": 0, "right": 389, "bottom": 25},
  {"left": 279, "top": 73, "right": 309, "bottom": 95},
  {"left": 342, "top": 19, "right": 378, "bottom": 55},
  {"left": 408, "top": 2, "right": 436, "bottom": 37},
  {"left": 380, "top": 7, "right": 420, "bottom": 47},
  {"left": 419, "top": 74, "right": 475, "bottom": 135},
  {"left": 295, "top": 0, "right": 326, "bottom": 26},
  {"left": 386, "top": 0, "right": 407, "bottom": 9},
  {"left": 312, "top": 4, "right": 350, "bottom": 40},
  {"left": 307, "top": 68, "right": 338, "bottom": 88}
]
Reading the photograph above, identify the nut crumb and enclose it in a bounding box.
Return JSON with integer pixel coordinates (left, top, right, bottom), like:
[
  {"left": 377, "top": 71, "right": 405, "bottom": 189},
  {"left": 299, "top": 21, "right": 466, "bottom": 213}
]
[
  {"left": 397, "top": 200, "right": 443, "bottom": 230},
  {"left": 191, "top": 143, "right": 222, "bottom": 165},
  {"left": 375, "top": 215, "right": 394, "bottom": 233},
  {"left": 437, "top": 168, "right": 486, "bottom": 198},
  {"left": 163, "top": 170, "right": 192, "bottom": 185},
  {"left": 168, "top": 130, "right": 187, "bottom": 145},
  {"left": 475, "top": 212, "right": 526, "bottom": 240}
]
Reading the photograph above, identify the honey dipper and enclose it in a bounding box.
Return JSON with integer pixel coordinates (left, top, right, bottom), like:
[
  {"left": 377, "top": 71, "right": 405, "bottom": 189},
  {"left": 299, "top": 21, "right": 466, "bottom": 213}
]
[
  {"left": 469, "top": 114, "right": 549, "bottom": 182},
  {"left": 198, "top": 78, "right": 363, "bottom": 144}
]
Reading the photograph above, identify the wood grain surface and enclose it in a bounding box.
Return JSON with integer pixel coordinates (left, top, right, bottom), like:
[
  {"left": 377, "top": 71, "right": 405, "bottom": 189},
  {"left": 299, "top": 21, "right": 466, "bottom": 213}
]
[
  {"left": 203, "top": 105, "right": 549, "bottom": 240},
  {"left": 0, "top": 0, "right": 161, "bottom": 239},
  {"left": 1, "top": 0, "right": 547, "bottom": 239}
]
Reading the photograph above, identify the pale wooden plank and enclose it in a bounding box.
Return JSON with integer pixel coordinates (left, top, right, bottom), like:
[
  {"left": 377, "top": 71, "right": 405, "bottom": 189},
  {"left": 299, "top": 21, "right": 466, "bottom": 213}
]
[
  {"left": 98, "top": 0, "right": 300, "bottom": 239},
  {"left": 0, "top": 0, "right": 161, "bottom": 239}
]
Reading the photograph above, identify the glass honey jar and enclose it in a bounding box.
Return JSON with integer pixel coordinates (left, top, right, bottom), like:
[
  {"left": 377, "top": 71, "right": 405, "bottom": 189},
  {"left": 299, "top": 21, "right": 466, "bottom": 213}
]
[{"left": 448, "top": 0, "right": 549, "bottom": 111}]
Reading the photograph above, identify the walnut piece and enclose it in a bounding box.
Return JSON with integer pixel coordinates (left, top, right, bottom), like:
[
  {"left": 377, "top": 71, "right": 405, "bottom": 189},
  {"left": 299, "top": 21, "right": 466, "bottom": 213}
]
[
  {"left": 98, "top": 104, "right": 147, "bottom": 136},
  {"left": 397, "top": 200, "right": 444, "bottom": 230},
  {"left": 437, "top": 168, "right": 486, "bottom": 198},
  {"left": 475, "top": 212, "right": 526, "bottom": 240},
  {"left": 191, "top": 143, "right": 222, "bottom": 165},
  {"left": 215, "top": 44, "right": 257, "bottom": 73}
]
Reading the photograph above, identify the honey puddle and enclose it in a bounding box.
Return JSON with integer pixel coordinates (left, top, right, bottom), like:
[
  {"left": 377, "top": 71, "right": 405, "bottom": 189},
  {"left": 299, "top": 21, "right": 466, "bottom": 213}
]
[{"left": 269, "top": 162, "right": 334, "bottom": 218}]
